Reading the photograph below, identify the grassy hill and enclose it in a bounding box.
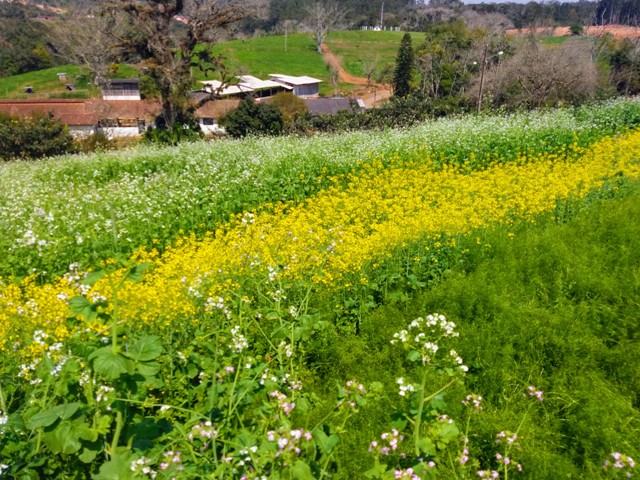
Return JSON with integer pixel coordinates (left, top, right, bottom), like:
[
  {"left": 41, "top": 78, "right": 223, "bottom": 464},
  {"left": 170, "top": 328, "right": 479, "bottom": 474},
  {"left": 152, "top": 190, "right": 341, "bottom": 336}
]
[
  {"left": 0, "top": 31, "right": 416, "bottom": 99},
  {"left": 0, "top": 64, "right": 138, "bottom": 100}
]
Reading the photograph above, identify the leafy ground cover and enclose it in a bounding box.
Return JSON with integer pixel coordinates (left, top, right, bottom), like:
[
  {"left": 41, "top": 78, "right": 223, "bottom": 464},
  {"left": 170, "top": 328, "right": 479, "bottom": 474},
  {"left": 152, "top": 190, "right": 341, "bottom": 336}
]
[{"left": 0, "top": 103, "right": 639, "bottom": 478}]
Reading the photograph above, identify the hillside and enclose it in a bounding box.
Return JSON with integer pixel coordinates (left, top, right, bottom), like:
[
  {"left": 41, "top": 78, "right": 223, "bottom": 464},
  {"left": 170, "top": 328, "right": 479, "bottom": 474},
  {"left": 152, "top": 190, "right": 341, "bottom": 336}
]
[{"left": 0, "top": 31, "right": 416, "bottom": 100}]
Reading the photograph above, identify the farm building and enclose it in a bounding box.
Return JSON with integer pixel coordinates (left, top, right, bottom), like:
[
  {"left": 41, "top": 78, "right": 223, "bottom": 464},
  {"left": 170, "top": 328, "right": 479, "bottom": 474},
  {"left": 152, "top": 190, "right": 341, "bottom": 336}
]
[{"left": 268, "top": 74, "right": 322, "bottom": 98}]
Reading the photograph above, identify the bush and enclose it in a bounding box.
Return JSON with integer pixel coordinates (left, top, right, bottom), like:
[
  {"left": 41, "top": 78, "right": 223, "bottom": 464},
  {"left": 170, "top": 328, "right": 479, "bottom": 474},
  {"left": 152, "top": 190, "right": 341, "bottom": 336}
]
[
  {"left": 269, "top": 92, "right": 308, "bottom": 124},
  {"left": 220, "top": 97, "right": 284, "bottom": 138},
  {"left": 0, "top": 112, "right": 75, "bottom": 161}
]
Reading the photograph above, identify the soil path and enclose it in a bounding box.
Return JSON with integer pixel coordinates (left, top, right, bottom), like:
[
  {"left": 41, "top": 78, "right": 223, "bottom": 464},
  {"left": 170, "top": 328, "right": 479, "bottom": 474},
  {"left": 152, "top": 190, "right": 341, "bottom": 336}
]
[
  {"left": 506, "top": 24, "right": 640, "bottom": 40},
  {"left": 320, "top": 43, "right": 392, "bottom": 108}
]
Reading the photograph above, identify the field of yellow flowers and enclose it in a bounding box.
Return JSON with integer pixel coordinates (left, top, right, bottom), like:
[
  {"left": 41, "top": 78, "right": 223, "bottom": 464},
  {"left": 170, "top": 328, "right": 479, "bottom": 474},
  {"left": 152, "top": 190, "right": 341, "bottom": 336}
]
[{"left": 1, "top": 102, "right": 639, "bottom": 479}]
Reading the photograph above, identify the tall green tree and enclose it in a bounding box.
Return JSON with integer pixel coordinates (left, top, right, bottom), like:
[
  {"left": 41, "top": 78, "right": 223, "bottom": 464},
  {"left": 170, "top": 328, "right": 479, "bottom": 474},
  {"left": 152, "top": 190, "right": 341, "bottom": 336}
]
[
  {"left": 101, "top": 0, "right": 250, "bottom": 133},
  {"left": 393, "top": 32, "right": 414, "bottom": 98}
]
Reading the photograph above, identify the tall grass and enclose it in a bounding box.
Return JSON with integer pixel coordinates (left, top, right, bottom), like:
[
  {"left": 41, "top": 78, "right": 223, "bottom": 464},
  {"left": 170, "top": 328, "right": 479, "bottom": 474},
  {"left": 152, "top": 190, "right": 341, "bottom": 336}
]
[{"left": 308, "top": 184, "right": 640, "bottom": 478}]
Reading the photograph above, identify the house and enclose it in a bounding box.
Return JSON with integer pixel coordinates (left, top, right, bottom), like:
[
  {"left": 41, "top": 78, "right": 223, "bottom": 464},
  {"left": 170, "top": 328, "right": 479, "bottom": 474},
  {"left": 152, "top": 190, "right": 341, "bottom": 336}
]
[
  {"left": 305, "top": 98, "right": 365, "bottom": 115},
  {"left": 193, "top": 98, "right": 241, "bottom": 135},
  {"left": 0, "top": 99, "right": 160, "bottom": 139},
  {"left": 199, "top": 75, "right": 291, "bottom": 100},
  {"left": 268, "top": 74, "right": 322, "bottom": 98},
  {"left": 101, "top": 79, "right": 142, "bottom": 101},
  {"left": 0, "top": 100, "right": 98, "bottom": 137},
  {"left": 87, "top": 99, "right": 160, "bottom": 138}
]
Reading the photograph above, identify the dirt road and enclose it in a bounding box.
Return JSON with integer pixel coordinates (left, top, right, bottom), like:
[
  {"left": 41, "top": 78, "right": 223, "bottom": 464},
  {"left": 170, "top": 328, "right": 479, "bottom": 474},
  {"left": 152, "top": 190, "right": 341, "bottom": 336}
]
[{"left": 320, "top": 43, "right": 392, "bottom": 108}]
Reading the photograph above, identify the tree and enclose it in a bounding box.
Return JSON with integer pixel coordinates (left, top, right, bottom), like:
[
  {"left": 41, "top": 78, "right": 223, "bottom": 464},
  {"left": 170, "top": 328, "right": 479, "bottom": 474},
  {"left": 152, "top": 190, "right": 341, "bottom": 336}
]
[
  {"left": 219, "top": 97, "right": 284, "bottom": 137},
  {"left": 270, "top": 91, "right": 308, "bottom": 124},
  {"left": 306, "top": 2, "right": 349, "bottom": 54},
  {"left": 470, "top": 38, "right": 598, "bottom": 109},
  {"left": 102, "top": 0, "right": 251, "bottom": 132},
  {"left": 393, "top": 32, "right": 414, "bottom": 98},
  {"left": 0, "top": 113, "right": 74, "bottom": 161},
  {"left": 49, "top": 13, "right": 120, "bottom": 87},
  {"left": 415, "top": 20, "right": 484, "bottom": 99}
]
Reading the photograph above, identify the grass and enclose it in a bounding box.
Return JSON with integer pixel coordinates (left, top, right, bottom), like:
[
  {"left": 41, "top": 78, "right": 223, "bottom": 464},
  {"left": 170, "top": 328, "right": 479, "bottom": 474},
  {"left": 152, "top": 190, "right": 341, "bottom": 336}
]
[
  {"left": 308, "top": 183, "right": 640, "bottom": 477},
  {"left": 325, "top": 30, "right": 423, "bottom": 78},
  {"left": 0, "top": 64, "right": 138, "bottom": 100}
]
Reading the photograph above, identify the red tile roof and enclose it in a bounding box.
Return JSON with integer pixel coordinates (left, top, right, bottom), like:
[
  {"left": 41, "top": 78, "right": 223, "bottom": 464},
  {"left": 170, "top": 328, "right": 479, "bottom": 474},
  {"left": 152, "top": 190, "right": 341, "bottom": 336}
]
[{"left": 0, "top": 99, "right": 161, "bottom": 127}]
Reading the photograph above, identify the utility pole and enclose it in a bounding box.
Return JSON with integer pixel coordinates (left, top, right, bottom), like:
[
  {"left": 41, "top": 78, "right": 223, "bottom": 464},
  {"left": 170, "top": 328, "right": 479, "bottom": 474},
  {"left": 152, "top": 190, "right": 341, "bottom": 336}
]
[
  {"left": 380, "top": 2, "right": 384, "bottom": 30},
  {"left": 477, "top": 45, "right": 488, "bottom": 113},
  {"left": 477, "top": 46, "right": 503, "bottom": 113}
]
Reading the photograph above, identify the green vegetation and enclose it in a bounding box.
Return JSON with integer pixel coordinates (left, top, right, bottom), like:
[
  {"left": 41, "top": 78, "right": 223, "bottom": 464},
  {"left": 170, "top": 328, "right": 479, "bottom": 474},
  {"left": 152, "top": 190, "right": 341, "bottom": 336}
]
[
  {"left": 0, "top": 112, "right": 74, "bottom": 160},
  {"left": 325, "top": 30, "right": 423, "bottom": 78},
  {"left": 0, "top": 64, "right": 138, "bottom": 100},
  {"left": 1, "top": 101, "right": 639, "bottom": 479}
]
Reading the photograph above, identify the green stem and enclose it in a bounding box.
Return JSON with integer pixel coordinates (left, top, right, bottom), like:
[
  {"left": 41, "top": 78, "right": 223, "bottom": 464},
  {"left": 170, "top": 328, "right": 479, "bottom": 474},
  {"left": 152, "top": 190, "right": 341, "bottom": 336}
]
[
  {"left": 415, "top": 377, "right": 457, "bottom": 457},
  {"left": 414, "top": 368, "right": 429, "bottom": 457},
  {"left": 110, "top": 410, "right": 124, "bottom": 459}
]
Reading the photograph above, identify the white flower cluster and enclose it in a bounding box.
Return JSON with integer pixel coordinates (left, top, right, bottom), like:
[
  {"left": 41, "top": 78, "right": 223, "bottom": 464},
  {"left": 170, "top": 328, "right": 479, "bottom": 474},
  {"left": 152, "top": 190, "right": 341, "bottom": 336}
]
[
  {"left": 230, "top": 326, "right": 248, "bottom": 353},
  {"left": 130, "top": 457, "right": 157, "bottom": 478},
  {"left": 96, "top": 385, "right": 115, "bottom": 403},
  {"left": 204, "top": 295, "right": 231, "bottom": 319},
  {"left": 396, "top": 377, "right": 415, "bottom": 397}
]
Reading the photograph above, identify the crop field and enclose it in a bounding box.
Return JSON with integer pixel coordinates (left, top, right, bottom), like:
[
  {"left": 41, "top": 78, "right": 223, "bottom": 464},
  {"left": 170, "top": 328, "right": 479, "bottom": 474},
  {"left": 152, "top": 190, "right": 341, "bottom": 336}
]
[{"left": 1, "top": 99, "right": 640, "bottom": 478}]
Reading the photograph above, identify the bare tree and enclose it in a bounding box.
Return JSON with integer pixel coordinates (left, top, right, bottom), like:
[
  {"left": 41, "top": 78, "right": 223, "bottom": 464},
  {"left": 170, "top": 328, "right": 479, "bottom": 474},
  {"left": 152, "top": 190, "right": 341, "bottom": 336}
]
[
  {"left": 470, "top": 38, "right": 598, "bottom": 109},
  {"left": 360, "top": 56, "right": 379, "bottom": 89},
  {"left": 306, "top": 2, "right": 348, "bottom": 54},
  {"left": 48, "top": 12, "right": 122, "bottom": 86},
  {"left": 101, "top": 0, "right": 254, "bottom": 131}
]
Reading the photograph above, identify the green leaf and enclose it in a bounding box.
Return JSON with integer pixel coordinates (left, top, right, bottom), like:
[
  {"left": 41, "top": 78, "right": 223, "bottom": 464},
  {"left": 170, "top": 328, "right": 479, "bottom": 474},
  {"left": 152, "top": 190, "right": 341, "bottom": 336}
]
[
  {"left": 126, "top": 336, "right": 163, "bottom": 362},
  {"left": 364, "top": 459, "right": 388, "bottom": 478},
  {"left": 93, "top": 449, "right": 135, "bottom": 479},
  {"left": 82, "top": 270, "right": 105, "bottom": 286},
  {"left": 90, "top": 347, "right": 134, "bottom": 379},
  {"left": 407, "top": 350, "right": 421, "bottom": 362},
  {"left": 291, "top": 460, "right": 314, "bottom": 480},
  {"left": 125, "top": 263, "right": 152, "bottom": 283},
  {"left": 43, "top": 421, "right": 82, "bottom": 454},
  {"left": 68, "top": 296, "right": 97, "bottom": 322},
  {"left": 26, "top": 403, "right": 81, "bottom": 429},
  {"left": 79, "top": 447, "right": 98, "bottom": 463},
  {"left": 416, "top": 437, "right": 436, "bottom": 456},
  {"left": 313, "top": 429, "right": 339, "bottom": 455},
  {"left": 136, "top": 361, "right": 161, "bottom": 376}
]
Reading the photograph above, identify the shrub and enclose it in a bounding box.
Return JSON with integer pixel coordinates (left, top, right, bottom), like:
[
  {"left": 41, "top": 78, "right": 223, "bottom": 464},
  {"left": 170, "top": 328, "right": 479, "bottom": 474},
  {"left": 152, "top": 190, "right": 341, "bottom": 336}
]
[
  {"left": 269, "top": 91, "right": 308, "bottom": 124},
  {"left": 0, "top": 112, "right": 75, "bottom": 160},
  {"left": 219, "top": 97, "right": 284, "bottom": 138}
]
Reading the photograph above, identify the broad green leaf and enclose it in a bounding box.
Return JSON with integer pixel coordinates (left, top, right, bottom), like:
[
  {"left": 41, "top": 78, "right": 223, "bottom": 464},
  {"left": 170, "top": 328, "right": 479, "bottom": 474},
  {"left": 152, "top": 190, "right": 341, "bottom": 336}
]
[
  {"left": 291, "top": 460, "right": 314, "bottom": 480},
  {"left": 79, "top": 447, "right": 98, "bottom": 463},
  {"left": 416, "top": 437, "right": 436, "bottom": 456},
  {"left": 407, "top": 350, "right": 421, "bottom": 362},
  {"left": 126, "top": 336, "right": 163, "bottom": 362},
  {"left": 25, "top": 409, "right": 59, "bottom": 430},
  {"left": 26, "top": 403, "right": 81, "bottom": 429},
  {"left": 313, "top": 429, "right": 339, "bottom": 455},
  {"left": 68, "top": 296, "right": 97, "bottom": 322},
  {"left": 90, "top": 347, "right": 134, "bottom": 379},
  {"left": 43, "top": 421, "right": 82, "bottom": 454},
  {"left": 82, "top": 270, "right": 105, "bottom": 286},
  {"left": 136, "top": 361, "right": 161, "bottom": 376},
  {"left": 125, "top": 263, "right": 152, "bottom": 283},
  {"left": 93, "top": 449, "right": 135, "bottom": 480},
  {"left": 364, "top": 459, "right": 388, "bottom": 478}
]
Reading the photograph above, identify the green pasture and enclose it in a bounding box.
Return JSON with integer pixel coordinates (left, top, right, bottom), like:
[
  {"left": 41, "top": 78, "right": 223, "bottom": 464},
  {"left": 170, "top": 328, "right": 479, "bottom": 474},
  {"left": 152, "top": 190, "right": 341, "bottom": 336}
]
[
  {"left": 325, "top": 30, "right": 423, "bottom": 78},
  {"left": 0, "top": 64, "right": 138, "bottom": 100}
]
